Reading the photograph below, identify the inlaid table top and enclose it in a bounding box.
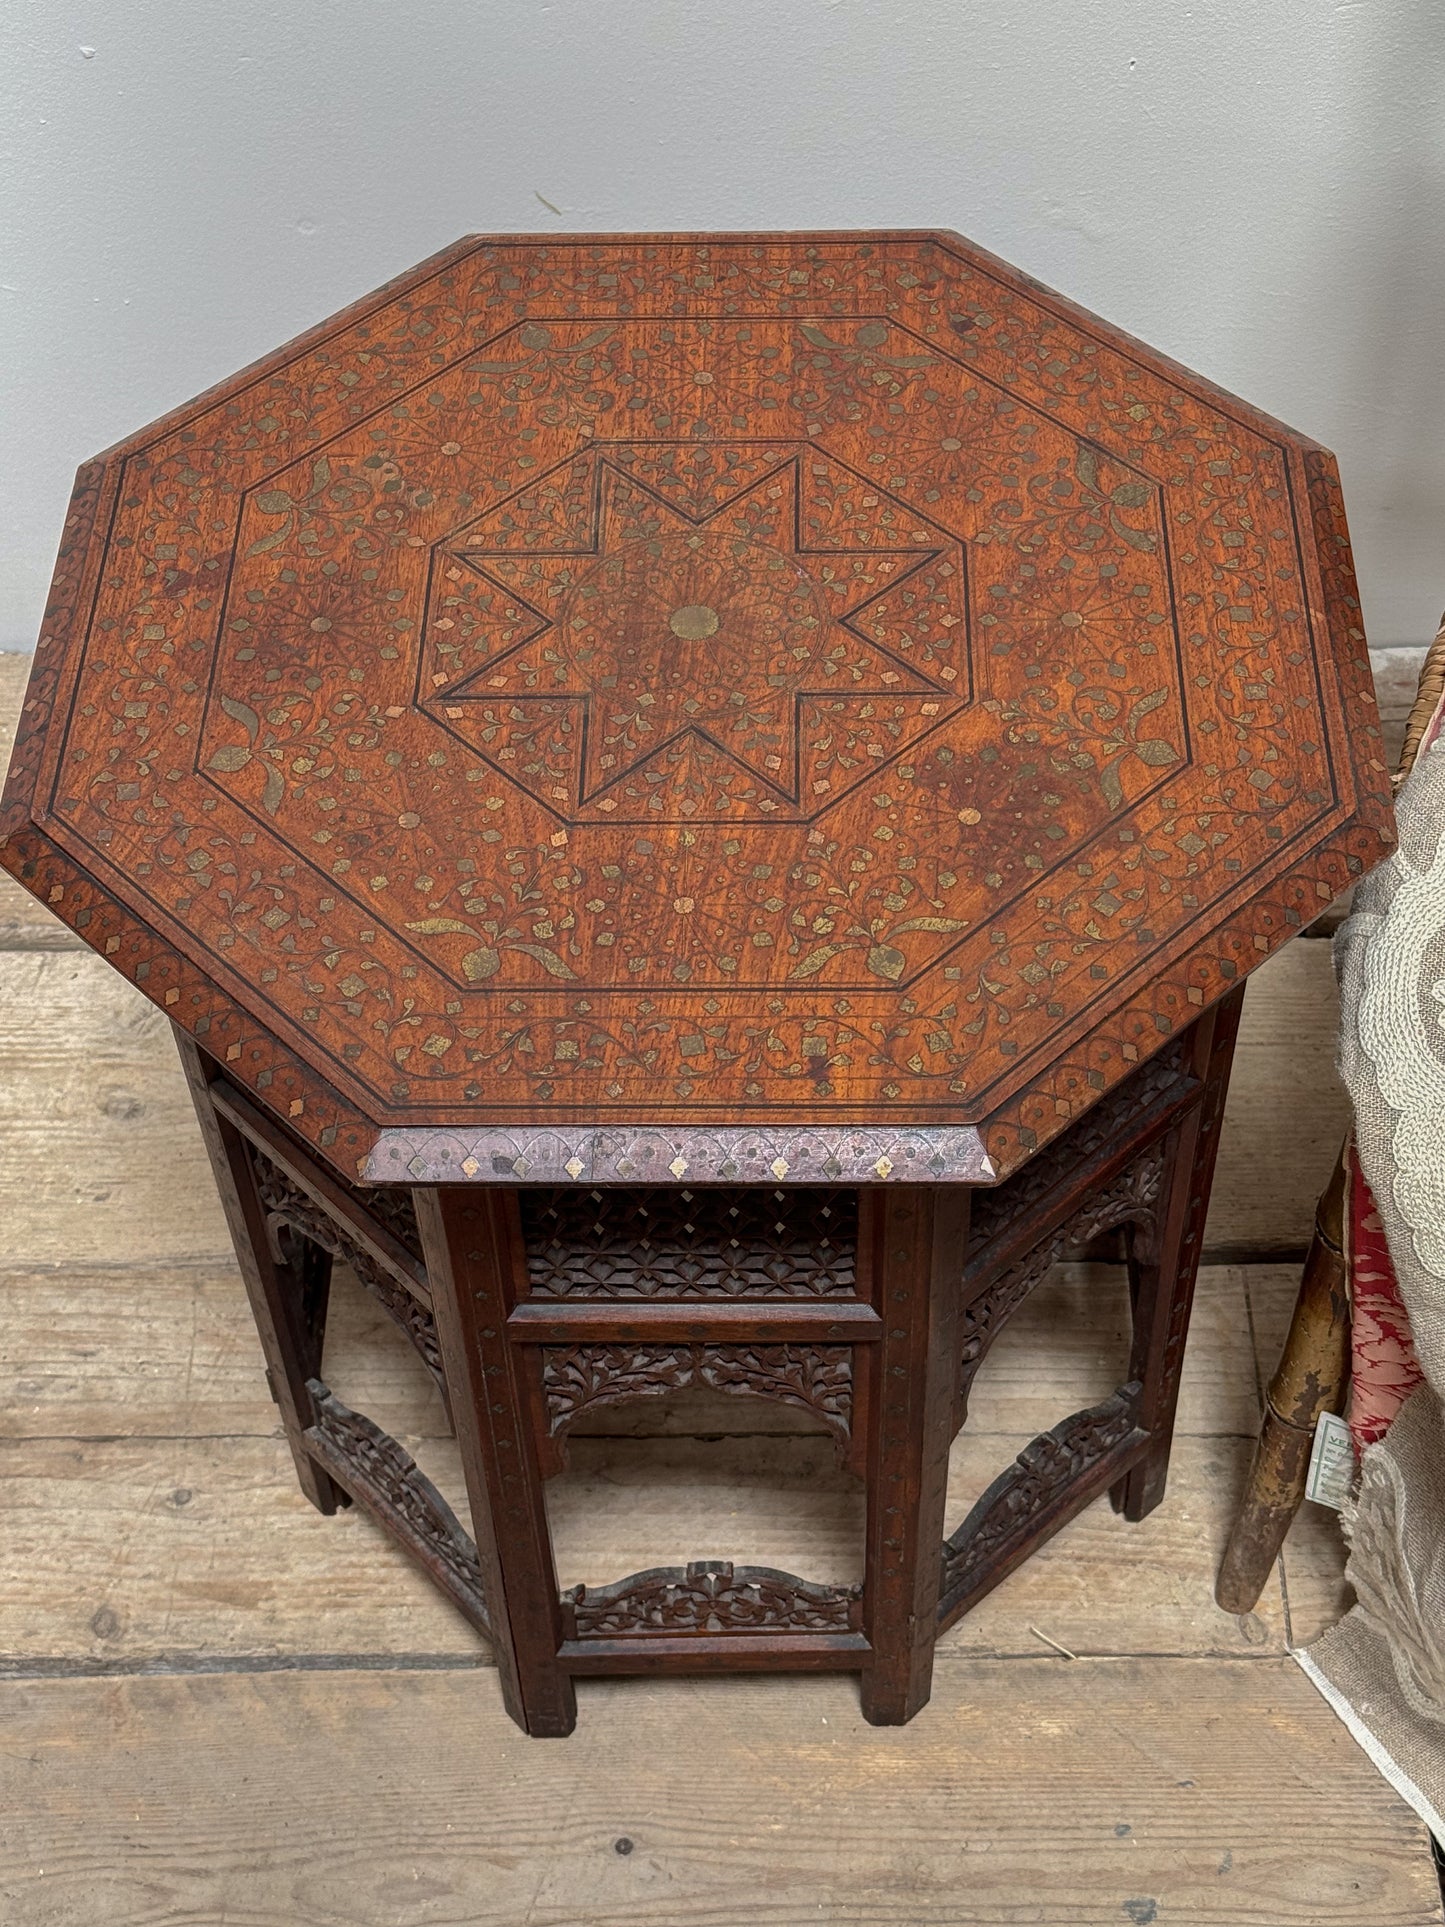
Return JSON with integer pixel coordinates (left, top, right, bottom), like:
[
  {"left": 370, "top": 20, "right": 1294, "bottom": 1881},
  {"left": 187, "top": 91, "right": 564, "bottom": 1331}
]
[{"left": 0, "top": 231, "right": 1394, "bottom": 1187}]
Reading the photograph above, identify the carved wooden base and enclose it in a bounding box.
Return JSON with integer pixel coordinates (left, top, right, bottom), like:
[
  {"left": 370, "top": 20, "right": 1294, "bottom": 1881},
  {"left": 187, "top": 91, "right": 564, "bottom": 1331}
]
[{"left": 176, "top": 989, "right": 1242, "bottom": 1737}]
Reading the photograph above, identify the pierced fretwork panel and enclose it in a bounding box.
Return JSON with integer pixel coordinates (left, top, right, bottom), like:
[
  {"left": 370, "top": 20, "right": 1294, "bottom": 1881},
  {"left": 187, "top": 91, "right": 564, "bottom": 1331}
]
[
  {"left": 520, "top": 1186, "right": 859, "bottom": 1298},
  {"left": 250, "top": 1151, "right": 446, "bottom": 1396},
  {"left": 352, "top": 1184, "right": 425, "bottom": 1264},
  {"left": 561, "top": 1560, "right": 864, "bottom": 1640},
  {"left": 938, "top": 1384, "right": 1146, "bottom": 1623},
  {"left": 965, "top": 1036, "right": 1191, "bottom": 1264},
  {"left": 540, "top": 1342, "right": 853, "bottom": 1453},
  {"left": 955, "top": 1142, "right": 1166, "bottom": 1427},
  {"left": 303, "top": 1380, "right": 488, "bottom": 1636}
]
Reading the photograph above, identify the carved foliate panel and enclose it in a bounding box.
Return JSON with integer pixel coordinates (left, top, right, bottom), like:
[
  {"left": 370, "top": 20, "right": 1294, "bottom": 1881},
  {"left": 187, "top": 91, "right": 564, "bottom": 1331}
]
[
  {"left": 956, "top": 1143, "right": 1166, "bottom": 1421},
  {"left": 252, "top": 1150, "right": 445, "bottom": 1392},
  {"left": 303, "top": 1380, "right": 487, "bottom": 1632},
  {"left": 540, "top": 1341, "right": 852, "bottom": 1444},
  {"left": 520, "top": 1185, "right": 858, "bottom": 1297},
  {"left": 561, "top": 1559, "right": 863, "bottom": 1639},
  {"left": 940, "top": 1384, "right": 1145, "bottom": 1610},
  {"left": 0, "top": 234, "right": 1393, "bottom": 1190}
]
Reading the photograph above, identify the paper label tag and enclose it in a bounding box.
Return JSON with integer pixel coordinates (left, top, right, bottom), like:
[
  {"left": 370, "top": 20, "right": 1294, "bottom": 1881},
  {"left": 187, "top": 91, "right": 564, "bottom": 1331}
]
[{"left": 1305, "top": 1410, "right": 1355, "bottom": 1510}]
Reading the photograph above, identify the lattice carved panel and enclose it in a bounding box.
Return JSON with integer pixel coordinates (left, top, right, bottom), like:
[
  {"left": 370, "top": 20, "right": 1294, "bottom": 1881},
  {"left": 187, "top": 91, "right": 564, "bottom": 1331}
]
[{"left": 520, "top": 1185, "right": 858, "bottom": 1298}]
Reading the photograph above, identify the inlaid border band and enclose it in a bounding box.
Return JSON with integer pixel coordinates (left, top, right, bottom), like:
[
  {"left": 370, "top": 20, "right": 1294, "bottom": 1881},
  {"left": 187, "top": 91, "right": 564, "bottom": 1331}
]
[{"left": 363, "top": 1124, "right": 994, "bottom": 1186}]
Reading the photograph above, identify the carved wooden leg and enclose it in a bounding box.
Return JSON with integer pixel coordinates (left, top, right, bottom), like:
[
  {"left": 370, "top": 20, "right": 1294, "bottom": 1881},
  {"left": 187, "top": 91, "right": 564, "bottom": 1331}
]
[
  {"left": 415, "top": 1185, "right": 576, "bottom": 1738},
  {"left": 1112, "top": 987, "right": 1245, "bottom": 1522},
  {"left": 174, "top": 1032, "right": 343, "bottom": 1515},
  {"left": 859, "top": 1186, "right": 970, "bottom": 1726}
]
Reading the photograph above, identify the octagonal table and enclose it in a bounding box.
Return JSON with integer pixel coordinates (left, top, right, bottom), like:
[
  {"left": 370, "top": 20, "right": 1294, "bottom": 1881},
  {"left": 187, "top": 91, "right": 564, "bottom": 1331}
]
[{"left": 0, "top": 231, "right": 1394, "bottom": 1735}]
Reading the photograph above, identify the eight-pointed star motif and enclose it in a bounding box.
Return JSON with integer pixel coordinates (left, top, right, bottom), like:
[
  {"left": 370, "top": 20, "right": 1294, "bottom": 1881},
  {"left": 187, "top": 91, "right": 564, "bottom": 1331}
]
[{"left": 423, "top": 456, "right": 965, "bottom": 821}]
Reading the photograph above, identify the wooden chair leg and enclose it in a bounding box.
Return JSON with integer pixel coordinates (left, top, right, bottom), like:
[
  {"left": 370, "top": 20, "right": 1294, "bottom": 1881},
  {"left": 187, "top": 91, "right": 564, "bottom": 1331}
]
[
  {"left": 1215, "top": 1150, "right": 1351, "bottom": 1612},
  {"left": 174, "top": 1031, "right": 343, "bottom": 1515},
  {"left": 859, "top": 1186, "right": 969, "bottom": 1726},
  {"left": 1112, "top": 987, "right": 1244, "bottom": 1522},
  {"left": 414, "top": 1186, "right": 577, "bottom": 1738}
]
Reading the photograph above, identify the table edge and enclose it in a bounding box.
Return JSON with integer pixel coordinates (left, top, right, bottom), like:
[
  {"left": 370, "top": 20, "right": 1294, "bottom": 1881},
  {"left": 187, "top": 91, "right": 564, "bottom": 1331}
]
[{"left": 362, "top": 1124, "right": 995, "bottom": 1186}]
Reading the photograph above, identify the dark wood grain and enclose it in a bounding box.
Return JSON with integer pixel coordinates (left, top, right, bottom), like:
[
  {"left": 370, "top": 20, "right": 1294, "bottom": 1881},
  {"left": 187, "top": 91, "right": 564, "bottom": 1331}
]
[
  {"left": 505, "top": 1300, "right": 880, "bottom": 1342},
  {"left": 160, "top": 996, "right": 1280, "bottom": 1733},
  {"left": 860, "top": 1185, "right": 968, "bottom": 1723},
  {"left": 414, "top": 1184, "right": 577, "bottom": 1735},
  {"left": 1111, "top": 984, "right": 1244, "bottom": 1520},
  {"left": 174, "top": 1034, "right": 342, "bottom": 1515}
]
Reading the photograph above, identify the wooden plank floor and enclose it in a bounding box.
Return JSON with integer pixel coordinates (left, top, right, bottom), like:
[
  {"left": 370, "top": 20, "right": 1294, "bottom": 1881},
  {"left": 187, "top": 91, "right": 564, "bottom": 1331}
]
[
  {"left": 1, "top": 1666, "right": 1433, "bottom": 1927},
  {"left": 0, "top": 652, "right": 1438, "bottom": 1925}
]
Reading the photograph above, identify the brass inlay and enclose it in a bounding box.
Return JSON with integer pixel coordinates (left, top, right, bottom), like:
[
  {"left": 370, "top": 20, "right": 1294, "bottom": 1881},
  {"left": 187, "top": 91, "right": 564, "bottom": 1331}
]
[{"left": 669, "top": 603, "right": 721, "bottom": 640}]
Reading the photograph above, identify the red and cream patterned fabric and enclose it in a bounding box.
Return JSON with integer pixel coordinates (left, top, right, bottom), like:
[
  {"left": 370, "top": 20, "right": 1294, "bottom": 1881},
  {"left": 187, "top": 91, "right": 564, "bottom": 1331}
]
[
  {"left": 1298, "top": 649, "right": 1445, "bottom": 1841},
  {"left": 1347, "top": 1140, "right": 1424, "bottom": 1451}
]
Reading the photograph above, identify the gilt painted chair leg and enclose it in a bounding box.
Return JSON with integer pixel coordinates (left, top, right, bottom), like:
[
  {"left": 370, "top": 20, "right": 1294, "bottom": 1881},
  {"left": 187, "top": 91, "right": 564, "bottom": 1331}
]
[
  {"left": 174, "top": 1031, "right": 343, "bottom": 1515},
  {"left": 1215, "top": 1149, "right": 1351, "bottom": 1613},
  {"left": 415, "top": 1186, "right": 577, "bottom": 1738},
  {"left": 1112, "top": 987, "right": 1244, "bottom": 1522},
  {"left": 859, "top": 1186, "right": 969, "bottom": 1726}
]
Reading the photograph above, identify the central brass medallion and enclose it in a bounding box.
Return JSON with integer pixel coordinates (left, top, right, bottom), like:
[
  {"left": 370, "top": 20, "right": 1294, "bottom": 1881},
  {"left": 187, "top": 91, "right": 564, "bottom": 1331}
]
[{"left": 669, "top": 603, "right": 721, "bottom": 640}]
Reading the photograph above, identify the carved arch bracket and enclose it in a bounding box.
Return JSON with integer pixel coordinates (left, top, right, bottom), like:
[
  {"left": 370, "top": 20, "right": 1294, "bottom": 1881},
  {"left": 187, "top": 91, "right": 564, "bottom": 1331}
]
[
  {"left": 939, "top": 1383, "right": 1146, "bottom": 1622},
  {"left": 251, "top": 1150, "right": 447, "bottom": 1398},
  {"left": 562, "top": 1560, "right": 863, "bottom": 1640},
  {"left": 540, "top": 1341, "right": 853, "bottom": 1452},
  {"left": 303, "top": 1380, "right": 488, "bottom": 1636},
  {"left": 955, "top": 1142, "right": 1166, "bottom": 1427}
]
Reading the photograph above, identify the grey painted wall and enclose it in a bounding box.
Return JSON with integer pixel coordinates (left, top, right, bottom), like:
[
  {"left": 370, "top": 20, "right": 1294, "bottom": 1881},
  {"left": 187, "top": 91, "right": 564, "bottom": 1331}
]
[{"left": 3, "top": 1, "right": 1442, "bottom": 649}]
